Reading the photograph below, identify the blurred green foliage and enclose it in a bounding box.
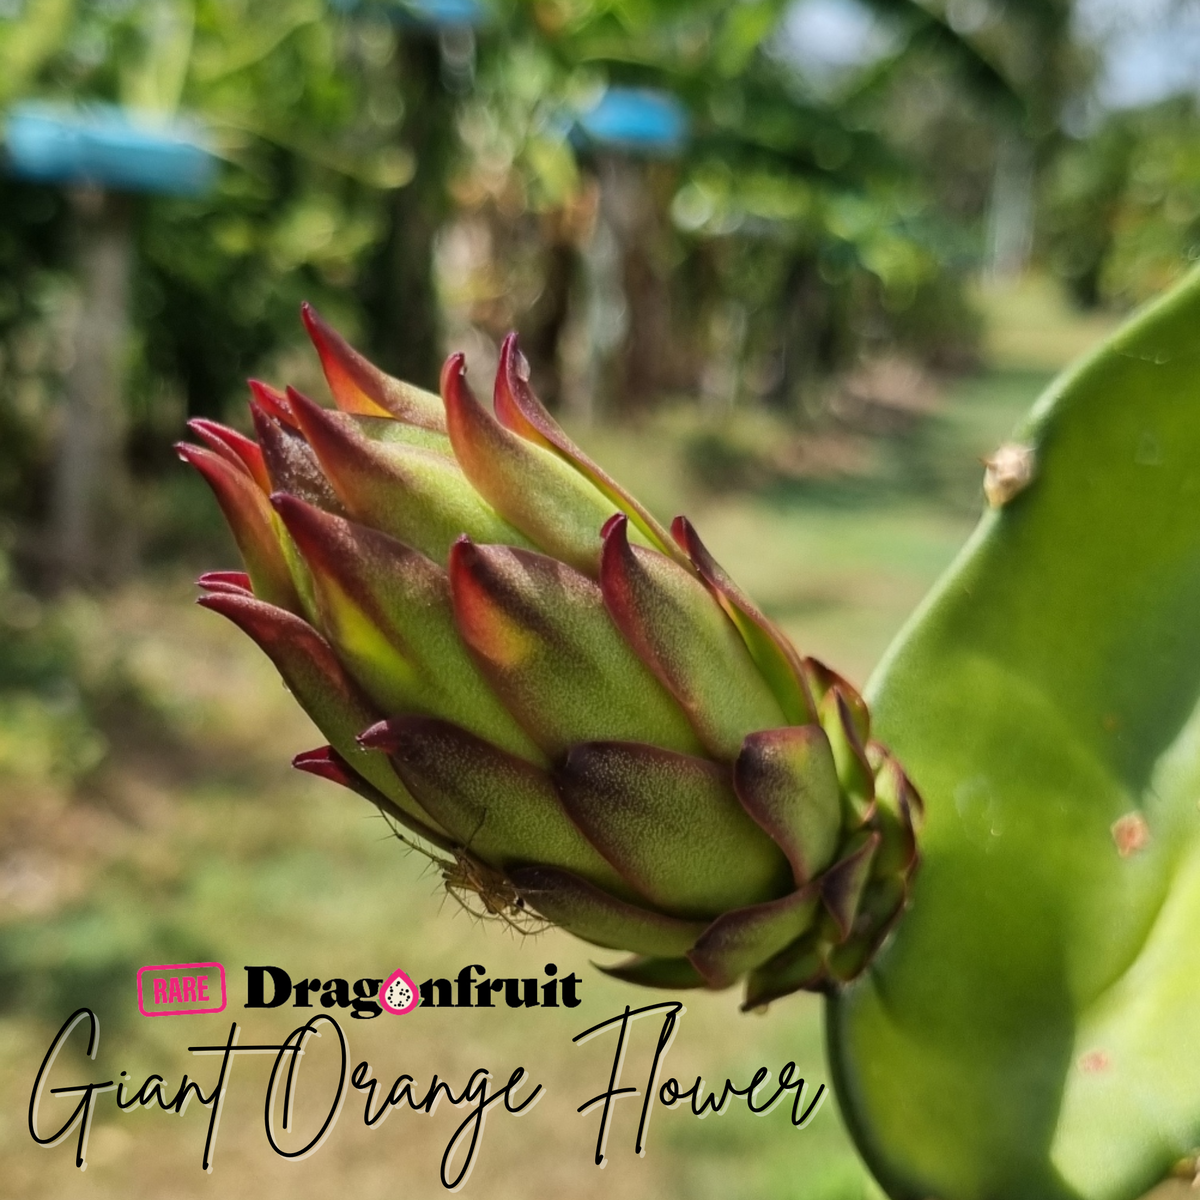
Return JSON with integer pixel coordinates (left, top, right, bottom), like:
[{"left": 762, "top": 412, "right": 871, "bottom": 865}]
[
  {"left": 1045, "top": 95, "right": 1200, "bottom": 309},
  {"left": 0, "top": 176, "right": 67, "bottom": 526},
  {"left": 0, "top": 0, "right": 1032, "bottom": 524},
  {"left": 0, "top": 0, "right": 1197, "bottom": 794},
  {"left": 0, "top": 548, "right": 103, "bottom": 784}
]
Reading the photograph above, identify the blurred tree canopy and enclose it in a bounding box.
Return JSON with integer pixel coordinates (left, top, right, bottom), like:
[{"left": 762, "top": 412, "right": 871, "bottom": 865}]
[
  {"left": 0, "top": 0, "right": 1197, "bottom": 585},
  {"left": 1044, "top": 93, "right": 1200, "bottom": 309}
]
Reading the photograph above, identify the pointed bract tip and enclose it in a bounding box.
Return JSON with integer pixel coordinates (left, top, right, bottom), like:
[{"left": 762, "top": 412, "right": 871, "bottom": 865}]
[
  {"left": 248, "top": 379, "right": 296, "bottom": 427},
  {"left": 447, "top": 534, "right": 481, "bottom": 579},
  {"left": 198, "top": 569, "right": 251, "bottom": 587},
  {"left": 196, "top": 591, "right": 237, "bottom": 617},
  {"left": 197, "top": 570, "right": 253, "bottom": 596},
  {"left": 268, "top": 490, "right": 310, "bottom": 533},
  {"left": 441, "top": 352, "right": 483, "bottom": 426},
  {"left": 269, "top": 489, "right": 300, "bottom": 516},
  {"left": 196, "top": 587, "right": 259, "bottom": 613},
  {"left": 293, "top": 745, "right": 356, "bottom": 788},
  {"left": 175, "top": 440, "right": 249, "bottom": 484},
  {"left": 821, "top": 831, "right": 881, "bottom": 941},
  {"left": 188, "top": 418, "right": 270, "bottom": 491},
  {"left": 601, "top": 511, "right": 628, "bottom": 540},
  {"left": 599, "top": 513, "right": 635, "bottom": 594},
  {"left": 188, "top": 417, "right": 252, "bottom": 445},
  {"left": 269, "top": 491, "right": 339, "bottom": 560},
  {"left": 357, "top": 719, "right": 394, "bottom": 752},
  {"left": 493, "top": 332, "right": 550, "bottom": 440},
  {"left": 246, "top": 397, "right": 282, "bottom": 458},
  {"left": 196, "top": 590, "right": 332, "bottom": 665},
  {"left": 357, "top": 715, "right": 443, "bottom": 755},
  {"left": 668, "top": 514, "right": 716, "bottom": 577},
  {"left": 499, "top": 332, "right": 531, "bottom": 382},
  {"left": 186, "top": 417, "right": 218, "bottom": 439},
  {"left": 280, "top": 385, "right": 335, "bottom": 438},
  {"left": 299, "top": 301, "right": 337, "bottom": 348},
  {"left": 439, "top": 351, "right": 468, "bottom": 401},
  {"left": 285, "top": 384, "right": 319, "bottom": 409},
  {"left": 299, "top": 302, "right": 347, "bottom": 361}
]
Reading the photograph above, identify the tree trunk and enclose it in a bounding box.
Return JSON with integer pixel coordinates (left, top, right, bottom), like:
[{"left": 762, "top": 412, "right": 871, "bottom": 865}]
[
  {"left": 359, "top": 34, "right": 454, "bottom": 391},
  {"left": 770, "top": 254, "right": 826, "bottom": 417},
  {"left": 986, "top": 134, "right": 1035, "bottom": 285},
  {"left": 597, "top": 155, "right": 676, "bottom": 411},
  {"left": 518, "top": 237, "right": 577, "bottom": 410},
  {"left": 47, "top": 188, "right": 136, "bottom": 591}
]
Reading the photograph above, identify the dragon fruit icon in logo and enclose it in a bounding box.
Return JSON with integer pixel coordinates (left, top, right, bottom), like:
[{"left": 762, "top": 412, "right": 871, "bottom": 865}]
[{"left": 380, "top": 968, "right": 418, "bottom": 1014}]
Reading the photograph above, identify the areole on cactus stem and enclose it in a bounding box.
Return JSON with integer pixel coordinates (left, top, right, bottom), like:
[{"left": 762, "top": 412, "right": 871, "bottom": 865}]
[
  {"left": 831, "top": 267, "right": 1200, "bottom": 1200},
  {"left": 178, "top": 304, "right": 921, "bottom": 1008}
]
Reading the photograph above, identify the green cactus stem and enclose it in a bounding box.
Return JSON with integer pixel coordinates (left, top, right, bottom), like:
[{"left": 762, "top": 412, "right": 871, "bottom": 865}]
[{"left": 828, "top": 265, "right": 1200, "bottom": 1200}]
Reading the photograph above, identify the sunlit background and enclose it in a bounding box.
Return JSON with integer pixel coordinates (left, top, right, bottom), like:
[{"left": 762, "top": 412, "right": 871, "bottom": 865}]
[{"left": 1, "top": 1, "right": 1199, "bottom": 1196}]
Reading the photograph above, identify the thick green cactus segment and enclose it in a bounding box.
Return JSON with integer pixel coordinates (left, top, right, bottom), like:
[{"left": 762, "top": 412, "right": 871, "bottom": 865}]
[{"left": 827, "top": 266, "right": 1200, "bottom": 1199}]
